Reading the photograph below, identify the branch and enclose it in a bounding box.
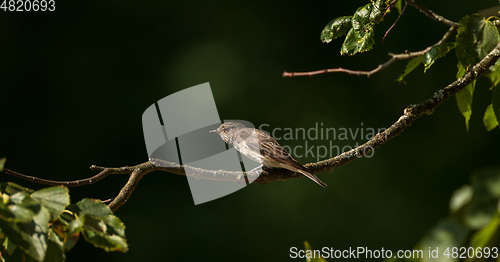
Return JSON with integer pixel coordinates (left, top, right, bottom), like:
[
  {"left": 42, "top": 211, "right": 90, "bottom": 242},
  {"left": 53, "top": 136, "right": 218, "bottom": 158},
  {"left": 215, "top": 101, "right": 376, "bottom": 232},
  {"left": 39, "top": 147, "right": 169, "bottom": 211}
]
[
  {"left": 405, "top": 0, "right": 458, "bottom": 28},
  {"left": 4, "top": 39, "right": 499, "bottom": 212},
  {"left": 282, "top": 2, "right": 459, "bottom": 78}
]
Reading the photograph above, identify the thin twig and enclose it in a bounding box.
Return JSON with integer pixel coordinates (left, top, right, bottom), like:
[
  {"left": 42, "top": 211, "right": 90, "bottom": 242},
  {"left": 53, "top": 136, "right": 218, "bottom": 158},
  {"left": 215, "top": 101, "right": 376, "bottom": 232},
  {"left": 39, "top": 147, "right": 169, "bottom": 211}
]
[
  {"left": 383, "top": 1, "right": 408, "bottom": 43},
  {"left": 283, "top": 1, "right": 459, "bottom": 78},
  {"left": 4, "top": 4, "right": 498, "bottom": 213},
  {"left": 3, "top": 40, "right": 499, "bottom": 211},
  {"left": 2, "top": 167, "right": 115, "bottom": 187},
  {"left": 405, "top": 0, "right": 458, "bottom": 28}
]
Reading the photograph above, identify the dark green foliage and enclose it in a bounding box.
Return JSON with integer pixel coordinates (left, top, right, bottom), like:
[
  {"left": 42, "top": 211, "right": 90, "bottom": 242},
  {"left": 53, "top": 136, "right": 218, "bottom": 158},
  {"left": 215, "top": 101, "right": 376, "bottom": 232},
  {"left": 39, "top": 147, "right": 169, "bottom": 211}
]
[{"left": 0, "top": 180, "right": 127, "bottom": 262}]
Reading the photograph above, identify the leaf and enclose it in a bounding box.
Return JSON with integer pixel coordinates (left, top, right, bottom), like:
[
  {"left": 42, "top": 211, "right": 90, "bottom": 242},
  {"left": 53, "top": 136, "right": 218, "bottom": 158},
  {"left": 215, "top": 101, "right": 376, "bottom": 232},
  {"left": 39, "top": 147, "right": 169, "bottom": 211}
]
[
  {"left": 303, "top": 241, "right": 327, "bottom": 262},
  {"left": 449, "top": 185, "right": 473, "bottom": 213},
  {"left": 485, "top": 63, "right": 500, "bottom": 88},
  {"left": 470, "top": 214, "right": 499, "bottom": 249},
  {"left": 31, "top": 187, "right": 70, "bottom": 221},
  {"left": 321, "top": 16, "right": 352, "bottom": 43},
  {"left": 0, "top": 182, "right": 33, "bottom": 195},
  {"left": 397, "top": 42, "right": 455, "bottom": 83},
  {"left": 397, "top": 56, "right": 424, "bottom": 84},
  {"left": 394, "top": 0, "right": 403, "bottom": 14},
  {"left": 3, "top": 237, "right": 16, "bottom": 255},
  {"left": 455, "top": 63, "right": 476, "bottom": 130},
  {"left": 455, "top": 14, "right": 500, "bottom": 69},
  {"left": 0, "top": 192, "right": 41, "bottom": 223},
  {"left": 0, "top": 158, "right": 5, "bottom": 172},
  {"left": 68, "top": 199, "right": 128, "bottom": 253},
  {"left": 370, "top": 0, "right": 385, "bottom": 24},
  {"left": 423, "top": 42, "right": 455, "bottom": 72},
  {"left": 483, "top": 104, "right": 499, "bottom": 131},
  {"left": 0, "top": 206, "right": 50, "bottom": 261},
  {"left": 463, "top": 167, "right": 500, "bottom": 229},
  {"left": 43, "top": 232, "right": 65, "bottom": 262},
  {"left": 493, "top": 85, "right": 500, "bottom": 125},
  {"left": 73, "top": 199, "right": 112, "bottom": 218},
  {"left": 82, "top": 230, "right": 128, "bottom": 253},
  {"left": 420, "top": 219, "right": 469, "bottom": 262},
  {"left": 341, "top": 3, "right": 376, "bottom": 55}
]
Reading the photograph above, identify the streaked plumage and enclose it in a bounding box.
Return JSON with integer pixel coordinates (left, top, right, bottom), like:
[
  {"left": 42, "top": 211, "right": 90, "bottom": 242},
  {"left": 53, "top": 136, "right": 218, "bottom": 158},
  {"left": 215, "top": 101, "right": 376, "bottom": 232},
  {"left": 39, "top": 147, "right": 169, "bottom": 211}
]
[{"left": 210, "top": 122, "right": 327, "bottom": 187}]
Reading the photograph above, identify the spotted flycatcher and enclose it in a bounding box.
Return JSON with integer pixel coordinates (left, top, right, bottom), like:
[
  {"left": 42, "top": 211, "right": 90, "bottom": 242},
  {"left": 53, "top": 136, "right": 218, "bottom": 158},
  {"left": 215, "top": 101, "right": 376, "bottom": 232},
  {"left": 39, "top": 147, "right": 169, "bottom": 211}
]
[{"left": 210, "top": 122, "right": 327, "bottom": 187}]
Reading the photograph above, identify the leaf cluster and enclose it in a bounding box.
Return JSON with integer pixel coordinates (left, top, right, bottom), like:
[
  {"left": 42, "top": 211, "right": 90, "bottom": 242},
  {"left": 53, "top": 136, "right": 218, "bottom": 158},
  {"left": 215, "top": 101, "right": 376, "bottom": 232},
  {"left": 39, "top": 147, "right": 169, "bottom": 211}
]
[
  {"left": 321, "top": 0, "right": 500, "bottom": 131},
  {"left": 0, "top": 179, "right": 127, "bottom": 262}
]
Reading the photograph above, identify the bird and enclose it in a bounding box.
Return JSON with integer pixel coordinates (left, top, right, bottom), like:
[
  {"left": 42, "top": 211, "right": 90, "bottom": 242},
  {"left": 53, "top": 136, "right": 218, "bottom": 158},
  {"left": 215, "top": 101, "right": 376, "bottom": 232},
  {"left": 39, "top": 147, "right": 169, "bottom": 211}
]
[{"left": 209, "top": 122, "right": 327, "bottom": 187}]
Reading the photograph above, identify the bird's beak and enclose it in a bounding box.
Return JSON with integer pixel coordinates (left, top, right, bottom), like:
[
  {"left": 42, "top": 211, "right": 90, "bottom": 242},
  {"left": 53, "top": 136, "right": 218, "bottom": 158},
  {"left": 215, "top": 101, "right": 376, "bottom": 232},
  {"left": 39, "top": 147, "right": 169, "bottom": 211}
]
[{"left": 209, "top": 130, "right": 217, "bottom": 133}]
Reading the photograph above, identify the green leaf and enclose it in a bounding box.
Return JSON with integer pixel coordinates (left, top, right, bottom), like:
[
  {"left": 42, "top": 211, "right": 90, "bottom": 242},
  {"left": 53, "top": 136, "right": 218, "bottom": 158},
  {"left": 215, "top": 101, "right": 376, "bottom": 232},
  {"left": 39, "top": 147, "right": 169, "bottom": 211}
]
[
  {"left": 321, "top": 16, "right": 352, "bottom": 43},
  {"left": 394, "top": 0, "right": 403, "bottom": 14},
  {"left": 370, "top": 0, "right": 385, "bottom": 24},
  {"left": 3, "top": 237, "right": 17, "bottom": 255},
  {"left": 397, "top": 56, "right": 424, "bottom": 84},
  {"left": 463, "top": 167, "right": 500, "bottom": 229},
  {"left": 0, "top": 158, "right": 5, "bottom": 172},
  {"left": 68, "top": 199, "right": 128, "bottom": 253},
  {"left": 0, "top": 182, "right": 33, "bottom": 195},
  {"left": 449, "top": 185, "right": 473, "bottom": 213},
  {"left": 455, "top": 63, "right": 476, "bottom": 130},
  {"left": 470, "top": 214, "right": 500, "bottom": 249},
  {"left": 31, "top": 187, "right": 69, "bottom": 221},
  {"left": 0, "top": 206, "right": 50, "bottom": 261},
  {"left": 455, "top": 14, "right": 500, "bottom": 69},
  {"left": 0, "top": 192, "right": 41, "bottom": 223},
  {"left": 303, "top": 241, "right": 327, "bottom": 262},
  {"left": 64, "top": 218, "right": 82, "bottom": 251},
  {"left": 397, "top": 42, "right": 455, "bottom": 83},
  {"left": 483, "top": 104, "right": 499, "bottom": 131},
  {"left": 423, "top": 42, "right": 455, "bottom": 72},
  {"left": 43, "top": 232, "right": 65, "bottom": 262},
  {"left": 73, "top": 199, "right": 112, "bottom": 218},
  {"left": 493, "top": 85, "right": 500, "bottom": 125},
  {"left": 420, "top": 219, "right": 469, "bottom": 261},
  {"left": 82, "top": 230, "right": 128, "bottom": 253},
  {"left": 341, "top": 3, "right": 376, "bottom": 55}
]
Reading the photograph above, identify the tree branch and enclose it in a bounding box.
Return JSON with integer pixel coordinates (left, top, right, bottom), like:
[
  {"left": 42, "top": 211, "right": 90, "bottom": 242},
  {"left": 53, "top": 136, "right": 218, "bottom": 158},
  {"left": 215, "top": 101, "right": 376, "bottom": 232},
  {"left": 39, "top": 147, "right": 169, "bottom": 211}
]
[
  {"left": 3, "top": 4, "right": 499, "bottom": 212},
  {"left": 4, "top": 39, "right": 499, "bottom": 212},
  {"left": 282, "top": 1, "right": 459, "bottom": 78}
]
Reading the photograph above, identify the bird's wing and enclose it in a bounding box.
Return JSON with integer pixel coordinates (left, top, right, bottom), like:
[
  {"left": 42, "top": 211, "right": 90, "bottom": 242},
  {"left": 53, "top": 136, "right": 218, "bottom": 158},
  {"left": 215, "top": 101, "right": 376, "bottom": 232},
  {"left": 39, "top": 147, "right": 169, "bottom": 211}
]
[{"left": 254, "top": 130, "right": 304, "bottom": 167}]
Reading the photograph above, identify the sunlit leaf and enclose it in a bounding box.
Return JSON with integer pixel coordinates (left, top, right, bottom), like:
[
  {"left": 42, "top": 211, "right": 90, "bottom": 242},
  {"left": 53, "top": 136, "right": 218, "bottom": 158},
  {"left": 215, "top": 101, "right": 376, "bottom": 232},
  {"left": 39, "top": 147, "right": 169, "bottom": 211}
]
[
  {"left": 341, "top": 3, "right": 376, "bottom": 55},
  {"left": 456, "top": 14, "right": 500, "bottom": 69},
  {"left": 397, "top": 56, "right": 424, "bottom": 84},
  {"left": 0, "top": 158, "right": 5, "bottom": 172},
  {"left": 43, "top": 232, "right": 65, "bottom": 262},
  {"left": 463, "top": 167, "right": 500, "bottom": 229},
  {"left": 304, "top": 241, "right": 327, "bottom": 262},
  {"left": 470, "top": 214, "right": 499, "bottom": 249},
  {"left": 394, "top": 0, "right": 403, "bottom": 14},
  {"left": 31, "top": 187, "right": 70, "bottom": 221},
  {"left": 420, "top": 219, "right": 469, "bottom": 262},
  {"left": 0, "top": 207, "right": 50, "bottom": 261},
  {"left": 73, "top": 199, "right": 112, "bottom": 218},
  {"left": 493, "top": 85, "right": 500, "bottom": 126},
  {"left": 483, "top": 104, "right": 499, "bottom": 131},
  {"left": 370, "top": 0, "right": 385, "bottom": 23},
  {"left": 424, "top": 42, "right": 455, "bottom": 72},
  {"left": 455, "top": 63, "right": 476, "bottom": 130},
  {"left": 449, "top": 185, "right": 473, "bottom": 213},
  {"left": 321, "top": 16, "right": 352, "bottom": 43}
]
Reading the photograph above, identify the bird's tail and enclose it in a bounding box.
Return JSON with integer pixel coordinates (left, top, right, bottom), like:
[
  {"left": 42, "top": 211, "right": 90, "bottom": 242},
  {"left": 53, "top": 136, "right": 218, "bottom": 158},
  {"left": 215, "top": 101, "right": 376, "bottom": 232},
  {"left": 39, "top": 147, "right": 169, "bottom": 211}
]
[{"left": 296, "top": 169, "right": 327, "bottom": 188}]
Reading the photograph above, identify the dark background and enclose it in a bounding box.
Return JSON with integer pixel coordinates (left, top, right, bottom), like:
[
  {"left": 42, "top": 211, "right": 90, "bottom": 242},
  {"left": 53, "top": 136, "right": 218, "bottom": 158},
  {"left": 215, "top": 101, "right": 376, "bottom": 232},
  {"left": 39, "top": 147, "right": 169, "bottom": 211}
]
[{"left": 1, "top": 0, "right": 499, "bottom": 261}]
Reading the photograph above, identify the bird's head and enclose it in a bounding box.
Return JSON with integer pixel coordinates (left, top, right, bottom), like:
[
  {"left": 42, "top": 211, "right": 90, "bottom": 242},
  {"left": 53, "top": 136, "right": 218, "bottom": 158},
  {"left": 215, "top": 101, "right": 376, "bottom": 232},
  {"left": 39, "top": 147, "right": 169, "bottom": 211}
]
[{"left": 209, "top": 122, "right": 245, "bottom": 143}]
